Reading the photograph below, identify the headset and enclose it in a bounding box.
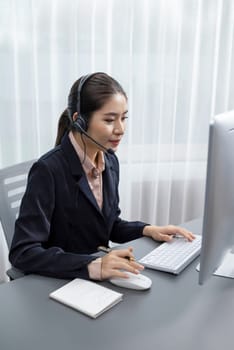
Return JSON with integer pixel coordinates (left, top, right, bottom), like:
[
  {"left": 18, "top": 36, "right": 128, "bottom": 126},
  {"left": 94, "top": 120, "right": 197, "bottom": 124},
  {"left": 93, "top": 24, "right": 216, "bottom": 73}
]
[
  {"left": 67, "top": 73, "right": 96, "bottom": 131},
  {"left": 67, "top": 73, "right": 113, "bottom": 154},
  {"left": 74, "top": 73, "right": 95, "bottom": 132}
]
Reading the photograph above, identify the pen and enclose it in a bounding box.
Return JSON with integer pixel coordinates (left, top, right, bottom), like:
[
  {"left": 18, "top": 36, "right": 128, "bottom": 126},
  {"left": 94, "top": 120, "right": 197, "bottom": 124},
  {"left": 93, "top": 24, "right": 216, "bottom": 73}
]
[{"left": 97, "top": 246, "right": 136, "bottom": 262}]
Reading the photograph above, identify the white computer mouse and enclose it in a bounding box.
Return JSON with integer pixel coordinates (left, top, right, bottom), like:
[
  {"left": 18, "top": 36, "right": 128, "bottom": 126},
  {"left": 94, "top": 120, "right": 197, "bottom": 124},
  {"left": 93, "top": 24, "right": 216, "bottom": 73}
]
[{"left": 109, "top": 272, "right": 152, "bottom": 290}]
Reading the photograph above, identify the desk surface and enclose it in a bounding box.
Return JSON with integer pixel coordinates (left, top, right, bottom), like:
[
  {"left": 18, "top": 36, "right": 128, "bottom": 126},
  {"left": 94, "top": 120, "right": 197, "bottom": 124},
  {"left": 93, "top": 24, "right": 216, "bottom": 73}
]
[{"left": 0, "top": 219, "right": 233, "bottom": 350}]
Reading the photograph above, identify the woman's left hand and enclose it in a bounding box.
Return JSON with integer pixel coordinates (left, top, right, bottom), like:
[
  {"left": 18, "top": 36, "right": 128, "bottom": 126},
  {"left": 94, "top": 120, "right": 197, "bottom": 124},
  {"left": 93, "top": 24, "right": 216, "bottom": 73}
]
[{"left": 143, "top": 225, "right": 195, "bottom": 242}]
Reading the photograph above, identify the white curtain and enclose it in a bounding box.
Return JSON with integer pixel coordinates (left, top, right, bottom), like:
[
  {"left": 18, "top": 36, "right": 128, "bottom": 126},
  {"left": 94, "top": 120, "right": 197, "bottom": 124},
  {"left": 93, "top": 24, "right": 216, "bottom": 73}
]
[{"left": 0, "top": 0, "right": 234, "bottom": 280}]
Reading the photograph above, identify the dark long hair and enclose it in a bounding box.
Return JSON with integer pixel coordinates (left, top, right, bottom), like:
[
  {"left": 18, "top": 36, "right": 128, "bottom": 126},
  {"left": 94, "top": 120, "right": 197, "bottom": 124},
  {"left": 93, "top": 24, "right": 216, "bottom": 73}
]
[
  {"left": 55, "top": 109, "right": 71, "bottom": 146},
  {"left": 55, "top": 72, "right": 127, "bottom": 145}
]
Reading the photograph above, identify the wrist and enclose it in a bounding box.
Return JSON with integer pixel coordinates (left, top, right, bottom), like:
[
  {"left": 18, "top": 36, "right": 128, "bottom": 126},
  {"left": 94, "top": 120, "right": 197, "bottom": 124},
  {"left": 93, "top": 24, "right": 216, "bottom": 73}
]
[
  {"left": 143, "top": 225, "right": 152, "bottom": 237},
  {"left": 88, "top": 258, "right": 102, "bottom": 280}
]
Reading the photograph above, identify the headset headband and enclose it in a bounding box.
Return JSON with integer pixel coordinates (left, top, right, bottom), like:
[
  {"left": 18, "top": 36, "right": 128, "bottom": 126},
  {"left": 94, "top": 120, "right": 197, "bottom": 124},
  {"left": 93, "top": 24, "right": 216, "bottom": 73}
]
[{"left": 76, "top": 73, "right": 97, "bottom": 115}]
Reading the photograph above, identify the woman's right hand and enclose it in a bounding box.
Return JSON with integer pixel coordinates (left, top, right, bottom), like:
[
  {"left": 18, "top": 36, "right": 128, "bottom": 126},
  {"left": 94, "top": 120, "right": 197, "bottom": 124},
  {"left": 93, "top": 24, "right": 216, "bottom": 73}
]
[{"left": 100, "top": 247, "right": 144, "bottom": 280}]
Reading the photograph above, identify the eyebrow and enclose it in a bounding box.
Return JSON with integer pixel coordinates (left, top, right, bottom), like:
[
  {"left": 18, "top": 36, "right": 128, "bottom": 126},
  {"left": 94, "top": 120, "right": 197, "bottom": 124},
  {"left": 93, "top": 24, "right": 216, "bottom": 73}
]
[{"left": 103, "top": 110, "right": 128, "bottom": 117}]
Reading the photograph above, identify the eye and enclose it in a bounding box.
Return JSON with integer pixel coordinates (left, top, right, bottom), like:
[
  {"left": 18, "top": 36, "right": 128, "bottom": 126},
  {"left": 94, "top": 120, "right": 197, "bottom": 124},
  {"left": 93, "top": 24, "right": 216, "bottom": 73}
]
[{"left": 104, "top": 118, "right": 115, "bottom": 124}]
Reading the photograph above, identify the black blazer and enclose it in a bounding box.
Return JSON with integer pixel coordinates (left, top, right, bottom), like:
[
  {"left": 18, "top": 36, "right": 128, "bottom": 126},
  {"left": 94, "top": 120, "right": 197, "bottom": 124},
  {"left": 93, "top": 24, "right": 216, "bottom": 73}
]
[{"left": 9, "top": 134, "right": 147, "bottom": 279}]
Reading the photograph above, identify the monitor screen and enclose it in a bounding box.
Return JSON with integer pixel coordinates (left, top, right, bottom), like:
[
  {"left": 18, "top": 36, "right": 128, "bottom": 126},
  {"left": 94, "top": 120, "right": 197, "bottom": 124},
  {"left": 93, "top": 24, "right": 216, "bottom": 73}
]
[{"left": 199, "top": 110, "right": 234, "bottom": 284}]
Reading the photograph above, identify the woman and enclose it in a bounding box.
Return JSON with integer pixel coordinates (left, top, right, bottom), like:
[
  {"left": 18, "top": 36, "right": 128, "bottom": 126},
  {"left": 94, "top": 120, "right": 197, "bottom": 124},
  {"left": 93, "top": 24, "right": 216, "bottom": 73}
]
[{"left": 9, "top": 72, "right": 194, "bottom": 280}]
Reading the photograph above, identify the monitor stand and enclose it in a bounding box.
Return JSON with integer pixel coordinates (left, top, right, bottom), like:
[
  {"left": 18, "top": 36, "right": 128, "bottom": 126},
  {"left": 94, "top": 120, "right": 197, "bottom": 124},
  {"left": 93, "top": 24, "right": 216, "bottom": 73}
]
[
  {"left": 196, "top": 247, "right": 234, "bottom": 279},
  {"left": 213, "top": 248, "right": 234, "bottom": 278}
]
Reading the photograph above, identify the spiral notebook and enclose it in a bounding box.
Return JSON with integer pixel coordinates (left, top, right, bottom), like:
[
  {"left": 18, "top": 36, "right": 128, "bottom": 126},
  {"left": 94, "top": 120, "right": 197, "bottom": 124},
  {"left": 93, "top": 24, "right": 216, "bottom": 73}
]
[{"left": 49, "top": 278, "right": 123, "bottom": 319}]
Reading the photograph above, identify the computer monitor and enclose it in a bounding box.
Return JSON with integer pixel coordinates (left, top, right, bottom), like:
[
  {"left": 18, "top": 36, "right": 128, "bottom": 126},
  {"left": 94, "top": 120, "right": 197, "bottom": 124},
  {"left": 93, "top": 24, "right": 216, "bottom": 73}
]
[{"left": 199, "top": 110, "right": 234, "bottom": 285}]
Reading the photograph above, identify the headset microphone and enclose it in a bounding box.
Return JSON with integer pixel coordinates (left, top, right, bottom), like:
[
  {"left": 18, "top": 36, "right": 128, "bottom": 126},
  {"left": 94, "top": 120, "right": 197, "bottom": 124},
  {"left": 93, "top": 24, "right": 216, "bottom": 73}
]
[{"left": 73, "top": 120, "right": 114, "bottom": 155}]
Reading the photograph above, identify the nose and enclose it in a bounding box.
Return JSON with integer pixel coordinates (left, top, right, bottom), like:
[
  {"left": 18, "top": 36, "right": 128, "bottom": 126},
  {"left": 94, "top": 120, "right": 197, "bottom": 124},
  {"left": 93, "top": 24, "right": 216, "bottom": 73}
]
[{"left": 114, "top": 120, "right": 125, "bottom": 135}]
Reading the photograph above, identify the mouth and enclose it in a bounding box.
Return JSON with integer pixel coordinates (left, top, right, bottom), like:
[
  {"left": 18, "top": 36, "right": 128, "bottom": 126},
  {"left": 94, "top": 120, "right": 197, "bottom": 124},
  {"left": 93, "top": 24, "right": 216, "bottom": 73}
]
[{"left": 109, "top": 140, "right": 121, "bottom": 147}]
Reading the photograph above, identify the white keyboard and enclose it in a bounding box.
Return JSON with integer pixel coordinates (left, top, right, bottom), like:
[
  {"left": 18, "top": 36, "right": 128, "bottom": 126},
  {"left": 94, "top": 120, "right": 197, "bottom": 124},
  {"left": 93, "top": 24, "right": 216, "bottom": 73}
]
[{"left": 139, "top": 235, "right": 202, "bottom": 274}]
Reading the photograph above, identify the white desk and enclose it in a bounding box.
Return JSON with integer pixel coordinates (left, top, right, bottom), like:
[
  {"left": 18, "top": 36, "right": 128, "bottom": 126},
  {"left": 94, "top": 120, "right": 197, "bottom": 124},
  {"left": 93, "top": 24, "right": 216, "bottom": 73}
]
[{"left": 0, "top": 219, "right": 233, "bottom": 350}]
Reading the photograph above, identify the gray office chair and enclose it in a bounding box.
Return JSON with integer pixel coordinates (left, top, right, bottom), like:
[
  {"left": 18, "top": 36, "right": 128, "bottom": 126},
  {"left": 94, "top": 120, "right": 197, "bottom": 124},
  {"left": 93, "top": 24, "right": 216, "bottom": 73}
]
[{"left": 0, "top": 160, "right": 35, "bottom": 280}]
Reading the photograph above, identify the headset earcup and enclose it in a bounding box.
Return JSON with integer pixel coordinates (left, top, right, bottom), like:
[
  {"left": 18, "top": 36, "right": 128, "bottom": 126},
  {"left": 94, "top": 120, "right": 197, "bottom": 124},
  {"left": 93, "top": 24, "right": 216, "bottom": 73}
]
[{"left": 74, "top": 115, "right": 88, "bottom": 132}]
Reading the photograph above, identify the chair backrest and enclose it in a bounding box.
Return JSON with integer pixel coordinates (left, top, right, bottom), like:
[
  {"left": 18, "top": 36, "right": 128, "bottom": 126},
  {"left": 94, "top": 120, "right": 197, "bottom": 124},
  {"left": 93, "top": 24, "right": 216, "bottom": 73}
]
[{"left": 0, "top": 160, "right": 35, "bottom": 248}]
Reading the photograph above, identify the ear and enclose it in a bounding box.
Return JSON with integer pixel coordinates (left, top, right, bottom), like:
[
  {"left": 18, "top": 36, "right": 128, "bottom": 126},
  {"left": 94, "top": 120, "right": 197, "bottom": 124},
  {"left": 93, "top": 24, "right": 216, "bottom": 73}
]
[{"left": 72, "top": 112, "right": 78, "bottom": 122}]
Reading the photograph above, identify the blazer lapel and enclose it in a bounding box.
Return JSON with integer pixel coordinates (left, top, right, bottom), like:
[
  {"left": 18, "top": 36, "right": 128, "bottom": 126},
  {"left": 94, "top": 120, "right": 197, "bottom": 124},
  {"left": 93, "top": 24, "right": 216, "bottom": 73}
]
[
  {"left": 77, "top": 175, "right": 102, "bottom": 213},
  {"left": 102, "top": 155, "right": 118, "bottom": 218},
  {"left": 61, "top": 133, "right": 103, "bottom": 214}
]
